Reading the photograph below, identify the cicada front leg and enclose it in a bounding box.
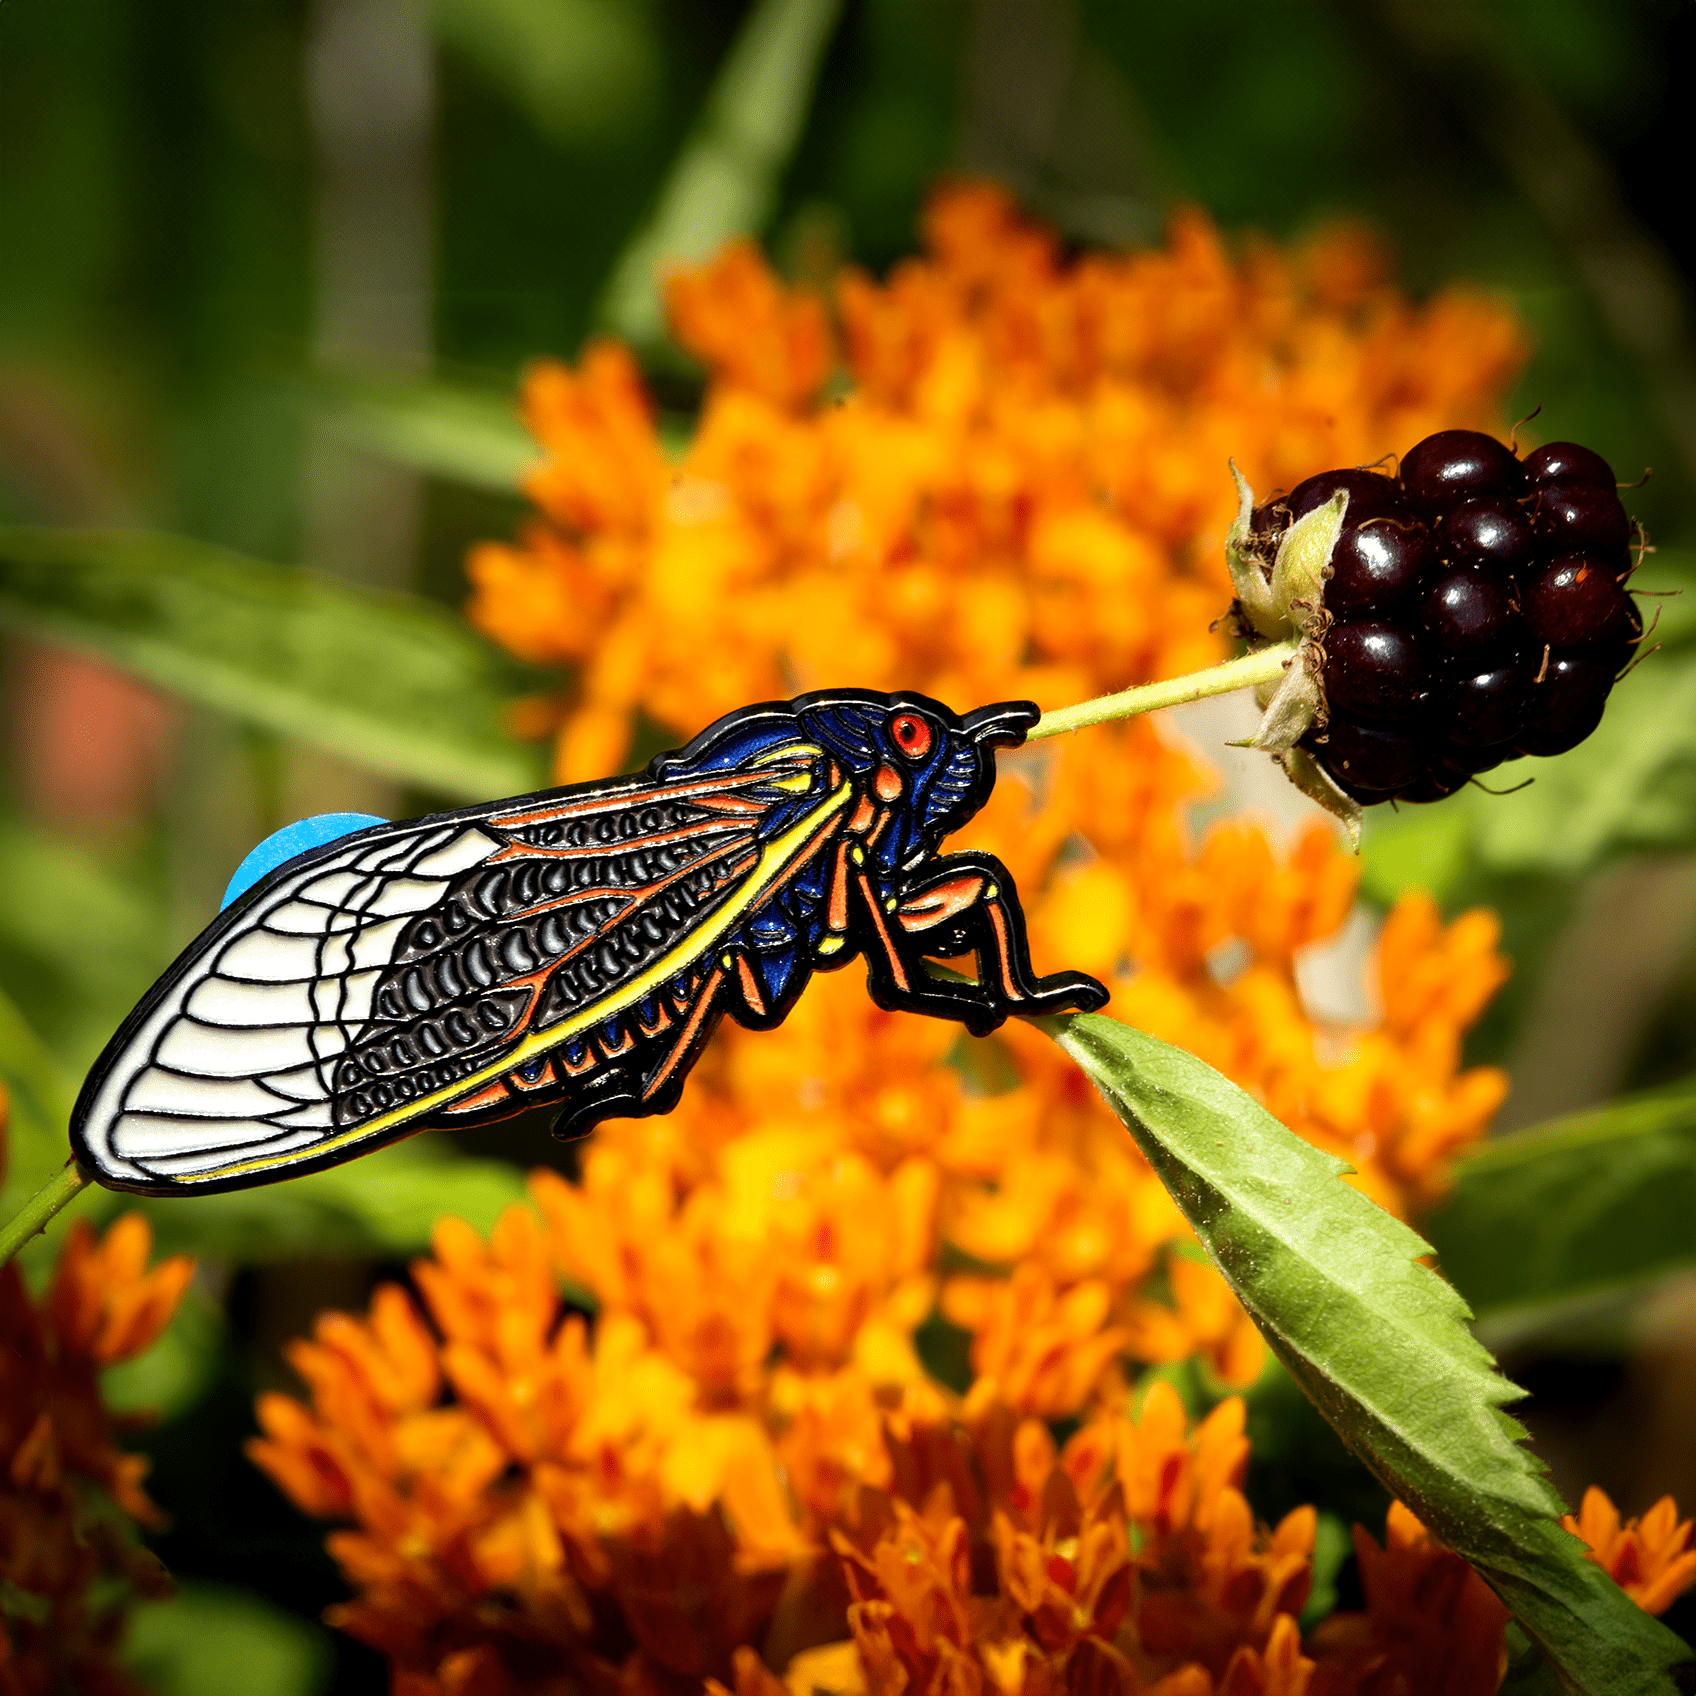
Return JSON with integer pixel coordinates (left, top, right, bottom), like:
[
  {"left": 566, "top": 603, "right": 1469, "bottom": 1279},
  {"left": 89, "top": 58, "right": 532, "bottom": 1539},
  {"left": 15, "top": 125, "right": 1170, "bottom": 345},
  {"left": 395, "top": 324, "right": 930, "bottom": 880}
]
[{"left": 859, "top": 851, "right": 1107, "bottom": 1034}]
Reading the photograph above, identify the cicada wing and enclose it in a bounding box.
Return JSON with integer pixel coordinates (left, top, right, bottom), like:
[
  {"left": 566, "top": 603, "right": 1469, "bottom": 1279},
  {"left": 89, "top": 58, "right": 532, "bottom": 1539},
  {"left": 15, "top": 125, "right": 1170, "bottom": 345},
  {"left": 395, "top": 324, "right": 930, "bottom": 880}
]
[
  {"left": 73, "top": 743, "right": 851, "bottom": 1194},
  {"left": 72, "top": 818, "right": 509, "bottom": 1192}
]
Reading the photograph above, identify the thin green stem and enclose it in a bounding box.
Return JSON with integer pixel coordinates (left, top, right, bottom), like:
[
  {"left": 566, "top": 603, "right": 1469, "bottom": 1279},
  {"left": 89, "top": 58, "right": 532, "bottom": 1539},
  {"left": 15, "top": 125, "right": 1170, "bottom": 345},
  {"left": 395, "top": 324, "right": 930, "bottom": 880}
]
[
  {"left": 0, "top": 1161, "right": 93, "bottom": 1267},
  {"left": 1028, "top": 641, "right": 1297, "bottom": 742}
]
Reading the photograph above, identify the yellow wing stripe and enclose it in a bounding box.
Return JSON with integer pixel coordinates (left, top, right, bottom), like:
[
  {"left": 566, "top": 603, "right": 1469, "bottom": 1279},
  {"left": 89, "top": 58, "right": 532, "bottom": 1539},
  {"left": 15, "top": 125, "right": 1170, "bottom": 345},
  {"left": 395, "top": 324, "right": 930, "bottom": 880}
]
[{"left": 185, "top": 778, "right": 854, "bottom": 1184}]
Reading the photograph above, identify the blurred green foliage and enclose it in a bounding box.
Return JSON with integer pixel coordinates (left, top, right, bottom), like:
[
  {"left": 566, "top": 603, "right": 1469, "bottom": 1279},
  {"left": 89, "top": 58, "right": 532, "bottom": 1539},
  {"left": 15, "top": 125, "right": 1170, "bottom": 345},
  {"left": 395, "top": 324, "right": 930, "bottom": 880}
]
[
  {"left": 1, "top": 0, "right": 1694, "bottom": 1688},
  {"left": 126, "top": 1581, "right": 333, "bottom": 1696}
]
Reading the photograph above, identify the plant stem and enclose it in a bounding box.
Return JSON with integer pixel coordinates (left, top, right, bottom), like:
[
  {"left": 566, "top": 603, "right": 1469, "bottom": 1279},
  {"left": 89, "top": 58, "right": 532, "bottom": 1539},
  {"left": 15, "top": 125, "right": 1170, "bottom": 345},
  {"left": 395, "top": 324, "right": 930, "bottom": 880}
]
[
  {"left": 0, "top": 1160, "right": 93, "bottom": 1267},
  {"left": 1028, "top": 641, "right": 1297, "bottom": 742}
]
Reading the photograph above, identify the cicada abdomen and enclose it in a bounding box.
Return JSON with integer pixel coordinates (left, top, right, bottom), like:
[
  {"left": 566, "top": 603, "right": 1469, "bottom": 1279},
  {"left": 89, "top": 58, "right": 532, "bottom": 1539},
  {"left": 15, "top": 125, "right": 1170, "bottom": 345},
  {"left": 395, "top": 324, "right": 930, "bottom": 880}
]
[{"left": 72, "top": 690, "right": 1107, "bottom": 1194}]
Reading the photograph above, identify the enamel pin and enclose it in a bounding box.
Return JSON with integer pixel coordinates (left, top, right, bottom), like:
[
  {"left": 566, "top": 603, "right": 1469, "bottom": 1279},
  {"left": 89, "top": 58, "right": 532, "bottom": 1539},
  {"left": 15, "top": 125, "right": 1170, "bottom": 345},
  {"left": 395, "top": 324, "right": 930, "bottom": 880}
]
[{"left": 72, "top": 690, "right": 1108, "bottom": 1193}]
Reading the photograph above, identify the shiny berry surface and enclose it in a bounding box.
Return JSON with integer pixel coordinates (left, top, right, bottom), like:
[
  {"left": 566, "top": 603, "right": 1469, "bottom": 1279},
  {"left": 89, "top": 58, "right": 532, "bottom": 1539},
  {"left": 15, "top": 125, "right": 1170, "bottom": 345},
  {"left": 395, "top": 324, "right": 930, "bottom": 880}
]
[
  {"left": 1421, "top": 567, "right": 1522, "bottom": 658},
  {"left": 1520, "top": 554, "right": 1634, "bottom": 649},
  {"left": 1522, "top": 441, "right": 1616, "bottom": 487},
  {"left": 1284, "top": 427, "right": 1641, "bottom": 804},
  {"left": 1439, "top": 498, "right": 1535, "bottom": 573},
  {"left": 1447, "top": 659, "right": 1531, "bottom": 747},
  {"left": 1532, "top": 481, "right": 1632, "bottom": 554},
  {"left": 1322, "top": 623, "right": 1429, "bottom": 724},
  {"left": 1514, "top": 655, "right": 1615, "bottom": 757},
  {"left": 1399, "top": 430, "right": 1525, "bottom": 510},
  {"left": 1327, "top": 516, "right": 1434, "bottom": 613}
]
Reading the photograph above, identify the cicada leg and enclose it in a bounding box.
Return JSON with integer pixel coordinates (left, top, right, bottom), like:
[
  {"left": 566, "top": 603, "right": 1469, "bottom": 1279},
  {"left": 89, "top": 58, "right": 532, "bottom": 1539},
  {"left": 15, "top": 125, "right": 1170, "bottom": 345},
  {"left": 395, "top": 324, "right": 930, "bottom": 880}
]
[{"left": 860, "top": 851, "right": 1107, "bottom": 1034}]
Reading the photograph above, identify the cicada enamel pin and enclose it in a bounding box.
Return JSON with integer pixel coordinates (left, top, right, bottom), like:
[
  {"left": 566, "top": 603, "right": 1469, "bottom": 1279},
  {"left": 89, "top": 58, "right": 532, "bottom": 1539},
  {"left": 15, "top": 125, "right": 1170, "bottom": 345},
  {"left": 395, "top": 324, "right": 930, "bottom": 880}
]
[{"left": 72, "top": 690, "right": 1108, "bottom": 1194}]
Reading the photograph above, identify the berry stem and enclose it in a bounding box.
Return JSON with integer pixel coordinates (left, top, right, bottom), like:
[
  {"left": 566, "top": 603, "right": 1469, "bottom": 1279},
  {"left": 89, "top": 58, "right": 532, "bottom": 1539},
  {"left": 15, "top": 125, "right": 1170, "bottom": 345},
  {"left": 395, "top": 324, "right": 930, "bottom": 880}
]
[
  {"left": 1028, "top": 641, "right": 1298, "bottom": 742},
  {"left": 0, "top": 1159, "right": 93, "bottom": 1267}
]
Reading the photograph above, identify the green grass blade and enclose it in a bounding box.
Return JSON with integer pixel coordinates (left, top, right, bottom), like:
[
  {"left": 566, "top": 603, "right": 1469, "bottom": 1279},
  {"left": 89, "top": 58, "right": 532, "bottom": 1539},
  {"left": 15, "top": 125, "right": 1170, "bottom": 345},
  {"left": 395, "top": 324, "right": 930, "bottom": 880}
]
[
  {"left": 0, "top": 527, "right": 546, "bottom": 800},
  {"left": 1049, "top": 1010, "right": 1694, "bottom": 1695},
  {"left": 0, "top": 979, "right": 80, "bottom": 1221},
  {"left": 597, "top": 0, "right": 846, "bottom": 345},
  {"left": 1426, "top": 1077, "right": 1696, "bottom": 1346}
]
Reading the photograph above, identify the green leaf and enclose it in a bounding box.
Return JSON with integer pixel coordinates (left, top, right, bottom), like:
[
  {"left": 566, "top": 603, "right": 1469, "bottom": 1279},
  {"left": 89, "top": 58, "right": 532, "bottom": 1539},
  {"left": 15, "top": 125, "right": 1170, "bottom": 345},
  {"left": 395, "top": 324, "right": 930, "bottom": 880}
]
[
  {"left": 1048, "top": 1010, "right": 1693, "bottom": 1695},
  {"left": 128, "top": 1134, "right": 548, "bottom": 1268},
  {"left": 1304, "top": 1511, "right": 1353, "bottom": 1629},
  {"left": 0, "top": 527, "right": 547, "bottom": 799},
  {"left": 311, "top": 374, "right": 695, "bottom": 487},
  {"left": 597, "top": 0, "right": 847, "bottom": 346},
  {"left": 1425, "top": 1077, "right": 1696, "bottom": 1347},
  {"left": 126, "top": 1581, "right": 330, "bottom": 1696},
  {"left": 315, "top": 376, "right": 538, "bottom": 491}
]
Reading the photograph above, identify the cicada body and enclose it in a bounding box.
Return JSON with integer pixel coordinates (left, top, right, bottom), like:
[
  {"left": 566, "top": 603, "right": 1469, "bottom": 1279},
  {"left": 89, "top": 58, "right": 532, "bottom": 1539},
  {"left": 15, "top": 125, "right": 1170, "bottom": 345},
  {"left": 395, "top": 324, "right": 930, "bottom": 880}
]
[{"left": 72, "top": 690, "right": 1107, "bottom": 1194}]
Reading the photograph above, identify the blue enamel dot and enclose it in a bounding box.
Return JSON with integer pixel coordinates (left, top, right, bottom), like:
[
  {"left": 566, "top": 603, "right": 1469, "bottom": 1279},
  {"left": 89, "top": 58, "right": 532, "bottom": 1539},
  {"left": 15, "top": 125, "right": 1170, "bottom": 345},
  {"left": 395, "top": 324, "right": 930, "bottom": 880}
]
[{"left": 220, "top": 813, "right": 390, "bottom": 911}]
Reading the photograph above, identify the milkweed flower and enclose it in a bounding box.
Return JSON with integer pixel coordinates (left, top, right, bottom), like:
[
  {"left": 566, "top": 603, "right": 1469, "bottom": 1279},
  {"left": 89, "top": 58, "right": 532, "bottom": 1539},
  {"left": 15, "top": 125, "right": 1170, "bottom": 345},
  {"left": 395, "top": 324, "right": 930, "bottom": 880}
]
[
  {"left": 256, "top": 1196, "right": 1694, "bottom": 1693},
  {"left": 258, "top": 1225, "right": 1324, "bottom": 1694},
  {"left": 1308, "top": 1502, "right": 1510, "bottom": 1696},
  {"left": 471, "top": 183, "right": 1526, "bottom": 786},
  {"left": 467, "top": 186, "right": 1520, "bottom": 1404},
  {"left": 262, "top": 183, "right": 1558, "bottom": 1688},
  {"left": 1308, "top": 1491, "right": 1696, "bottom": 1695},
  {"left": 1563, "top": 1486, "right": 1696, "bottom": 1616},
  {"left": 0, "top": 1141, "right": 194, "bottom": 1696}
]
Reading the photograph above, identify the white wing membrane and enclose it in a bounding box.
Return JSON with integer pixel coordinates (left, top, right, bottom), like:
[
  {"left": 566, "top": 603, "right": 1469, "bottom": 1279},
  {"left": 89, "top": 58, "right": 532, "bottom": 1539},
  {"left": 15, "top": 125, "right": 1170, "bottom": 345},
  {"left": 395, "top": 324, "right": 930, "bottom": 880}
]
[
  {"left": 77, "top": 821, "right": 502, "bottom": 1187},
  {"left": 74, "top": 748, "right": 816, "bottom": 1192}
]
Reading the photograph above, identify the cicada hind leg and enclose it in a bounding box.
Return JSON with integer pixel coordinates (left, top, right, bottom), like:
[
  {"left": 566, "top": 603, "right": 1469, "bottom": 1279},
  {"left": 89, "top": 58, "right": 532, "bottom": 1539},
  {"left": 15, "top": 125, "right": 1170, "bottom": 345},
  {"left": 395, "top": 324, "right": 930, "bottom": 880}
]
[{"left": 862, "top": 850, "right": 1108, "bottom": 1035}]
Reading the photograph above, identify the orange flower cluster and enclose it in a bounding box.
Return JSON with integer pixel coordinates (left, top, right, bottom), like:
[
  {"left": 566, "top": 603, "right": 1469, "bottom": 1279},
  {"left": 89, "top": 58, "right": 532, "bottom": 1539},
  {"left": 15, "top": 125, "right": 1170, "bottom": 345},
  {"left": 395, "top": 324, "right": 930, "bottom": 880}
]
[
  {"left": 256, "top": 184, "right": 1599, "bottom": 1687},
  {"left": 471, "top": 183, "right": 1525, "bottom": 787},
  {"left": 0, "top": 1184, "right": 194, "bottom": 1696},
  {"left": 251, "top": 1220, "right": 1695, "bottom": 1695},
  {"left": 244, "top": 1221, "right": 1280, "bottom": 1693},
  {"left": 465, "top": 184, "right": 1516, "bottom": 1423},
  {"left": 1309, "top": 1494, "right": 1696, "bottom": 1695}
]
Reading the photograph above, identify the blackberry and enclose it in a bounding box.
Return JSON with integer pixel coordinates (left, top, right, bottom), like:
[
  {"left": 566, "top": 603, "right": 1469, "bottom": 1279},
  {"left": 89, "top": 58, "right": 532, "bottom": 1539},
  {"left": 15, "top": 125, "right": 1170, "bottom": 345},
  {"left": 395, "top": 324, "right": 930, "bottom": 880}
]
[
  {"left": 1253, "top": 430, "right": 1643, "bottom": 805},
  {"left": 1520, "top": 554, "right": 1639, "bottom": 652}
]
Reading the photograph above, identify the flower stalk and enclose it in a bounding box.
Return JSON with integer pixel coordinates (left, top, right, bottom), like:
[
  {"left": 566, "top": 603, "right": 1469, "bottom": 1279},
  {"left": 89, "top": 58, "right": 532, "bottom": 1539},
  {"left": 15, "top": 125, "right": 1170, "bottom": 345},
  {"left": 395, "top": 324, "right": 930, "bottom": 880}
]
[
  {"left": 0, "top": 1159, "right": 93, "bottom": 1266},
  {"left": 1028, "top": 641, "right": 1300, "bottom": 742}
]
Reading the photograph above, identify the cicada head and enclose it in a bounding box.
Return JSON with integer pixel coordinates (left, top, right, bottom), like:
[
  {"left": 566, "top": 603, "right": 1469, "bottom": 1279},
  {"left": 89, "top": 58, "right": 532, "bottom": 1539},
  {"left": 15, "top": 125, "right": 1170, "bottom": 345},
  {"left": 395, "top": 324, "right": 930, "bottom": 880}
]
[{"left": 794, "top": 692, "right": 1039, "bottom": 859}]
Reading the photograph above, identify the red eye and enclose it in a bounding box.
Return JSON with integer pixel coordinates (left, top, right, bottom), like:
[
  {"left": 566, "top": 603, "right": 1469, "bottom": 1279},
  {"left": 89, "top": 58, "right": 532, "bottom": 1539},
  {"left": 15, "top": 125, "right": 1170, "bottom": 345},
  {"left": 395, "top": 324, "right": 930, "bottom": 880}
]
[{"left": 890, "top": 712, "right": 932, "bottom": 762}]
